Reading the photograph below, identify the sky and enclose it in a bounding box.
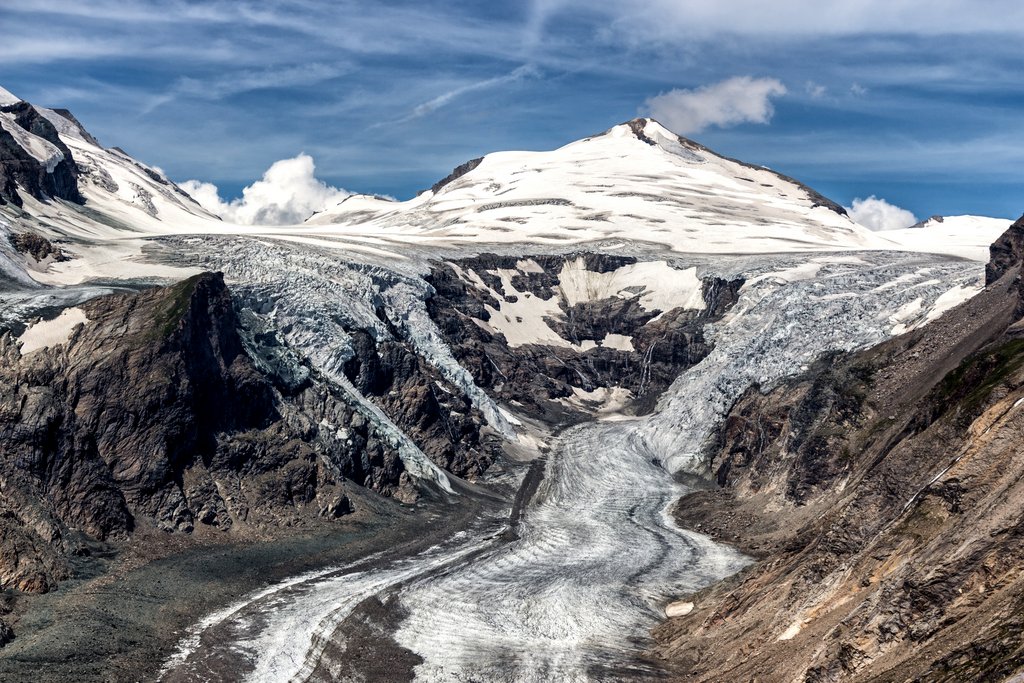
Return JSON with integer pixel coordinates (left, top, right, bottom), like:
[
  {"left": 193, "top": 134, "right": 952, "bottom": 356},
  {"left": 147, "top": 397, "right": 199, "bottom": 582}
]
[{"left": 2, "top": 0, "right": 1023, "bottom": 227}]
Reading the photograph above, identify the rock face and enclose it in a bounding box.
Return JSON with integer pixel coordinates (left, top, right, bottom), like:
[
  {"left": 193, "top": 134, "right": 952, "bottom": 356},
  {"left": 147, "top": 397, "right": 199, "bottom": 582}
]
[
  {"left": 0, "top": 102, "right": 83, "bottom": 206},
  {"left": 426, "top": 253, "right": 742, "bottom": 422},
  {"left": 654, "top": 216, "right": 1024, "bottom": 681},
  {"left": 985, "top": 214, "right": 1024, "bottom": 286},
  {"left": 343, "top": 330, "right": 495, "bottom": 480},
  {"left": 0, "top": 273, "right": 429, "bottom": 593}
]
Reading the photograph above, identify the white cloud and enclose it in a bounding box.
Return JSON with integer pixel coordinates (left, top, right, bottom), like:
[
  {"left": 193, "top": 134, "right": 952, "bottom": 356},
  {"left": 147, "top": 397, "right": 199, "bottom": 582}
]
[
  {"left": 143, "top": 63, "right": 348, "bottom": 113},
  {"left": 180, "top": 153, "right": 350, "bottom": 225},
  {"left": 645, "top": 76, "right": 787, "bottom": 135},
  {"left": 846, "top": 195, "right": 918, "bottom": 231}
]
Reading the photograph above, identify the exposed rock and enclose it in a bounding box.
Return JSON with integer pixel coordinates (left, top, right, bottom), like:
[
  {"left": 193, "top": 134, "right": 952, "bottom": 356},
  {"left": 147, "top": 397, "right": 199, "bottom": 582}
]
[
  {"left": 8, "top": 231, "right": 68, "bottom": 263},
  {"left": 985, "top": 214, "right": 1024, "bottom": 286},
  {"left": 343, "top": 330, "right": 495, "bottom": 480},
  {"left": 653, "top": 221, "right": 1024, "bottom": 681},
  {"left": 0, "top": 102, "right": 82, "bottom": 206},
  {"left": 429, "top": 157, "right": 483, "bottom": 194},
  {"left": 425, "top": 253, "right": 742, "bottom": 422},
  {"left": 0, "top": 273, "right": 424, "bottom": 592}
]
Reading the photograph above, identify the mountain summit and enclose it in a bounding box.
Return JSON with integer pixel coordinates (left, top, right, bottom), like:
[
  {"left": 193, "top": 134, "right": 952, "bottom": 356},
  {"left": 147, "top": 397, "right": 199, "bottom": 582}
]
[{"left": 306, "top": 117, "right": 881, "bottom": 254}]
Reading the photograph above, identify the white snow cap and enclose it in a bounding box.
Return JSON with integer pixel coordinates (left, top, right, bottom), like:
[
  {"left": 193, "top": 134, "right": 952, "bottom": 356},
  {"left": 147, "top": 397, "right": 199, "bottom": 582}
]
[{"left": 0, "top": 86, "right": 21, "bottom": 106}]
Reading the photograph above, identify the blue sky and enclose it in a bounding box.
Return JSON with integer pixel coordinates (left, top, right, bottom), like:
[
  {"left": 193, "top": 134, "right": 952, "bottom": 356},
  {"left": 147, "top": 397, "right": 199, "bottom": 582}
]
[{"left": 3, "top": 0, "right": 1023, "bottom": 221}]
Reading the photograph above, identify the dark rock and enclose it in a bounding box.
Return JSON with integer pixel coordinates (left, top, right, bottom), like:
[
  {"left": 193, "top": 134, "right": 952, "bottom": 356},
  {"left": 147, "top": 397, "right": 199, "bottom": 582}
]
[
  {"left": 0, "top": 273, "right": 404, "bottom": 592},
  {"left": 654, "top": 256, "right": 1024, "bottom": 682},
  {"left": 986, "top": 214, "right": 1024, "bottom": 286},
  {"left": 429, "top": 157, "right": 483, "bottom": 195},
  {"left": 425, "top": 253, "right": 742, "bottom": 423},
  {"left": 8, "top": 231, "right": 68, "bottom": 262},
  {"left": 0, "top": 101, "right": 83, "bottom": 206}
]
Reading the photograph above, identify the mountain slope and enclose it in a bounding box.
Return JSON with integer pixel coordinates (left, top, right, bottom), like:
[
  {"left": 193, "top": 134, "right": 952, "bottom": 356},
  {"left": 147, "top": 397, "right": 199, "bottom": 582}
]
[
  {"left": 654, "top": 216, "right": 1024, "bottom": 682},
  {"left": 308, "top": 118, "right": 884, "bottom": 254}
]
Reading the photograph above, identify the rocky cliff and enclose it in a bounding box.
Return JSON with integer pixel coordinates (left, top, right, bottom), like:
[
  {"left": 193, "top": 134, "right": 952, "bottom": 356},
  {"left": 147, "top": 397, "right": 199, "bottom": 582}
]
[
  {"left": 0, "top": 268, "right": 506, "bottom": 601},
  {"left": 0, "top": 102, "right": 83, "bottom": 207},
  {"left": 654, "top": 215, "right": 1024, "bottom": 682}
]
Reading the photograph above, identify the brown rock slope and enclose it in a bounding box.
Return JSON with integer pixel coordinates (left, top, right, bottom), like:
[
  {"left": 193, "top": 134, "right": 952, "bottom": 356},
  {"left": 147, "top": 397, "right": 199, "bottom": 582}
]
[{"left": 655, "top": 215, "right": 1024, "bottom": 682}]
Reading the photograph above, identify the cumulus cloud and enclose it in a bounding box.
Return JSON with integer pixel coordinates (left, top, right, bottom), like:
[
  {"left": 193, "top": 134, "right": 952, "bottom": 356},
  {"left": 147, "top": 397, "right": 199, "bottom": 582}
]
[
  {"left": 645, "top": 76, "right": 787, "bottom": 135},
  {"left": 181, "top": 153, "right": 349, "bottom": 225},
  {"left": 846, "top": 195, "right": 918, "bottom": 231}
]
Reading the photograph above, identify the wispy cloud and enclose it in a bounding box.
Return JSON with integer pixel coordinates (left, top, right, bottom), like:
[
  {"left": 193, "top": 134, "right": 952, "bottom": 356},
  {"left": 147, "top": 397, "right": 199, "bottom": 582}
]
[
  {"left": 389, "top": 64, "right": 541, "bottom": 125},
  {"left": 2, "top": 0, "right": 1021, "bottom": 219}
]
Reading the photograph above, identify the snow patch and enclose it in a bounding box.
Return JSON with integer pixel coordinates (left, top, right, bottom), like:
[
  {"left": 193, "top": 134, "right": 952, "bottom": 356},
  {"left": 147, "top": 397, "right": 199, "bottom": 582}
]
[
  {"left": 665, "top": 601, "right": 694, "bottom": 617},
  {"left": 778, "top": 620, "right": 804, "bottom": 641},
  {"left": 0, "top": 86, "right": 20, "bottom": 105},
  {"left": 558, "top": 259, "right": 705, "bottom": 314},
  {"left": 601, "top": 333, "right": 635, "bottom": 351},
  {"left": 18, "top": 307, "right": 88, "bottom": 354}
]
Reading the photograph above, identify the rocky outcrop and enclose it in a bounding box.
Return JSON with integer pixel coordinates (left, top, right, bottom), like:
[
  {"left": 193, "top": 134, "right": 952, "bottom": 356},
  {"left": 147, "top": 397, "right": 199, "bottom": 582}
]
[
  {"left": 0, "top": 273, "right": 430, "bottom": 593},
  {"left": 426, "top": 253, "right": 742, "bottom": 422},
  {"left": 654, "top": 220, "right": 1024, "bottom": 681},
  {"left": 985, "top": 214, "right": 1024, "bottom": 286},
  {"left": 429, "top": 157, "right": 483, "bottom": 194},
  {"left": 343, "top": 330, "right": 495, "bottom": 480},
  {"left": 8, "top": 231, "right": 67, "bottom": 263},
  {"left": 0, "top": 102, "right": 82, "bottom": 206}
]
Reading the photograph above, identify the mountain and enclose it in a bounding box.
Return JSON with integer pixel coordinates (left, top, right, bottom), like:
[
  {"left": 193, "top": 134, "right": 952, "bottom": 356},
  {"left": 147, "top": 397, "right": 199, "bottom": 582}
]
[
  {"left": 0, "top": 87, "right": 1022, "bottom": 682},
  {"left": 305, "top": 118, "right": 1012, "bottom": 261},
  {"left": 655, "top": 216, "right": 1024, "bottom": 682}
]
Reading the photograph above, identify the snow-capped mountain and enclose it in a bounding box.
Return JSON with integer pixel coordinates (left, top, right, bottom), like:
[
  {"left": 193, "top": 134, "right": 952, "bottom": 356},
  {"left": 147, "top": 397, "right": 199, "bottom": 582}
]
[
  {"left": 306, "top": 118, "right": 879, "bottom": 253},
  {"left": 0, "top": 88, "right": 1010, "bottom": 274},
  {"left": 2, "top": 86, "right": 1023, "bottom": 683}
]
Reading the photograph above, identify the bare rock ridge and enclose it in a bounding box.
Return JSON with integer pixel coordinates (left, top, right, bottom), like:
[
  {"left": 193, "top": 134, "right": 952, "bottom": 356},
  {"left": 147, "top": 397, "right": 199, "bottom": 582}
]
[
  {"left": 655, "top": 214, "right": 1024, "bottom": 682},
  {"left": 429, "top": 156, "right": 484, "bottom": 194},
  {"left": 986, "top": 214, "right": 1024, "bottom": 287}
]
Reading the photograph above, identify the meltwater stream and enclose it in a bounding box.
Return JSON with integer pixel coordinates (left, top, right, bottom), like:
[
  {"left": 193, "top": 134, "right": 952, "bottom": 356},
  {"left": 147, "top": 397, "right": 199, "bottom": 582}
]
[{"left": 159, "top": 247, "right": 986, "bottom": 683}]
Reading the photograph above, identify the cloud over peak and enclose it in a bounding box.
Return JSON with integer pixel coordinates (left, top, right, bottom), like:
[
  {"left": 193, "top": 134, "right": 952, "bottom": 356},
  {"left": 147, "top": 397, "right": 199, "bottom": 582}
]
[
  {"left": 846, "top": 195, "right": 918, "bottom": 231},
  {"left": 645, "top": 76, "right": 787, "bottom": 136},
  {"left": 181, "top": 153, "right": 349, "bottom": 225}
]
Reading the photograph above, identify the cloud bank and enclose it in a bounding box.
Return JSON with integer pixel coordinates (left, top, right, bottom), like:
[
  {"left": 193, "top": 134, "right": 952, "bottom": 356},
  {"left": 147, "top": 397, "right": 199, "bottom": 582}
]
[
  {"left": 846, "top": 195, "right": 918, "bottom": 231},
  {"left": 181, "top": 154, "right": 349, "bottom": 225},
  {"left": 645, "top": 76, "right": 787, "bottom": 135}
]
